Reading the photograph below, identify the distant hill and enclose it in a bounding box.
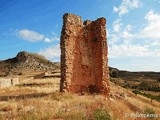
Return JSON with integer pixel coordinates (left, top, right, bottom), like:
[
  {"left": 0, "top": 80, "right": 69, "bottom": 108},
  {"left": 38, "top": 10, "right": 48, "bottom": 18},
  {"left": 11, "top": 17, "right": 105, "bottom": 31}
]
[
  {"left": 0, "top": 51, "right": 60, "bottom": 77},
  {"left": 109, "top": 67, "right": 160, "bottom": 81},
  {"left": 109, "top": 67, "right": 160, "bottom": 93}
]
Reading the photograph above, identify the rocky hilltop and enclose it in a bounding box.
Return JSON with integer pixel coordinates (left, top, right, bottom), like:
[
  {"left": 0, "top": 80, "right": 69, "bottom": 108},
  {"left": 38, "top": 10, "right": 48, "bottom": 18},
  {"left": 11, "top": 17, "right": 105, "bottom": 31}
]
[{"left": 0, "top": 51, "right": 59, "bottom": 77}]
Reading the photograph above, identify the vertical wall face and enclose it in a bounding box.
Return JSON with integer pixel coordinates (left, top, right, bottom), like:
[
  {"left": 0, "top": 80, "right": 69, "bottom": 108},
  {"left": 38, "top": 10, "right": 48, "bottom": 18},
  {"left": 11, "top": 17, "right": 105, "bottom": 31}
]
[
  {"left": 60, "top": 13, "right": 110, "bottom": 94},
  {"left": 0, "top": 78, "right": 19, "bottom": 88}
]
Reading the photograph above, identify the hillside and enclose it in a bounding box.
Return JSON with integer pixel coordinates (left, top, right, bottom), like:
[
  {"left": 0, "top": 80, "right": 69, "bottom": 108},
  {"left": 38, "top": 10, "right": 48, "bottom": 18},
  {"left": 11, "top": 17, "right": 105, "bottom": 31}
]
[
  {"left": 0, "top": 51, "right": 59, "bottom": 77},
  {"left": 109, "top": 67, "right": 160, "bottom": 81},
  {"left": 0, "top": 78, "right": 160, "bottom": 120},
  {"left": 109, "top": 67, "right": 160, "bottom": 88},
  {"left": 109, "top": 67, "right": 160, "bottom": 102}
]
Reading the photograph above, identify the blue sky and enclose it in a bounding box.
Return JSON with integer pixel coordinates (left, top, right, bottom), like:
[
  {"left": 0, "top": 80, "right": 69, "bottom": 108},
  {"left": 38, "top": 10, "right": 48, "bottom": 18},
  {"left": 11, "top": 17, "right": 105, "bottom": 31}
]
[{"left": 0, "top": 0, "right": 160, "bottom": 71}]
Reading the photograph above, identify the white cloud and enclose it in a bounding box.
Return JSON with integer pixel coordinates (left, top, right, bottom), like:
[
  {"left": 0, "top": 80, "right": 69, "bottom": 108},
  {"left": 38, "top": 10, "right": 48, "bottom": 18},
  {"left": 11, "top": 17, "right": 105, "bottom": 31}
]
[
  {"left": 113, "top": 0, "right": 141, "bottom": 16},
  {"left": 109, "top": 34, "right": 119, "bottom": 45},
  {"left": 110, "top": 3, "right": 160, "bottom": 71},
  {"left": 113, "top": 19, "right": 121, "bottom": 32},
  {"left": 125, "top": 24, "right": 132, "bottom": 31},
  {"left": 44, "top": 37, "right": 59, "bottom": 43},
  {"left": 110, "top": 20, "right": 134, "bottom": 45},
  {"left": 17, "top": 29, "right": 59, "bottom": 43},
  {"left": 109, "top": 45, "right": 149, "bottom": 58},
  {"left": 151, "top": 41, "right": 160, "bottom": 46},
  {"left": 121, "top": 30, "right": 133, "bottom": 39},
  {"left": 109, "top": 10, "right": 160, "bottom": 60},
  {"left": 140, "top": 10, "right": 160, "bottom": 40},
  {"left": 38, "top": 44, "right": 60, "bottom": 61},
  {"left": 113, "top": 6, "right": 119, "bottom": 12},
  {"left": 109, "top": 43, "right": 160, "bottom": 58},
  {"left": 44, "top": 38, "right": 51, "bottom": 42},
  {"left": 17, "top": 29, "right": 45, "bottom": 42}
]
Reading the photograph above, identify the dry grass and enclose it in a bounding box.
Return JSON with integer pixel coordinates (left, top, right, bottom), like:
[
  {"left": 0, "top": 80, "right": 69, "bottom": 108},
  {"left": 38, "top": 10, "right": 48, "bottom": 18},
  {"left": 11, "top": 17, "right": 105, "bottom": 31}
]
[{"left": 0, "top": 78, "right": 159, "bottom": 120}]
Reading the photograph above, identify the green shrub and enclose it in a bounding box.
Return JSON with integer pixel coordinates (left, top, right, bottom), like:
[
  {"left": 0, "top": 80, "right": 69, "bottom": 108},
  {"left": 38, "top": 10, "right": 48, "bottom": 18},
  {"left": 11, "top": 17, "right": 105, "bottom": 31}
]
[
  {"left": 111, "top": 72, "right": 118, "bottom": 78},
  {"left": 138, "top": 81, "right": 160, "bottom": 92},
  {"left": 144, "top": 108, "right": 158, "bottom": 120},
  {"left": 132, "top": 90, "right": 160, "bottom": 102},
  {"left": 132, "top": 90, "right": 141, "bottom": 95},
  {"left": 93, "top": 108, "right": 111, "bottom": 120},
  {"left": 144, "top": 108, "right": 155, "bottom": 114}
]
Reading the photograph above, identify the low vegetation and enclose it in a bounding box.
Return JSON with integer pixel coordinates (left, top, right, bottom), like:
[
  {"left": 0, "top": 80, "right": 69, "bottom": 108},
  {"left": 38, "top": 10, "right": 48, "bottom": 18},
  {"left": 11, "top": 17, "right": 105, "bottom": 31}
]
[
  {"left": 144, "top": 108, "right": 156, "bottom": 115},
  {"left": 93, "top": 108, "right": 111, "bottom": 120},
  {"left": 137, "top": 81, "right": 160, "bottom": 92},
  {"left": 16, "top": 82, "right": 54, "bottom": 87},
  {"left": 0, "top": 77, "right": 159, "bottom": 120},
  {"left": 132, "top": 90, "right": 160, "bottom": 102}
]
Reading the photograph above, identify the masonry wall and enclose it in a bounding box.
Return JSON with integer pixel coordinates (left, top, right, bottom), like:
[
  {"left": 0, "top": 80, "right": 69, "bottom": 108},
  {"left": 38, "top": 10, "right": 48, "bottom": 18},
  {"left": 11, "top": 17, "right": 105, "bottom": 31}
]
[
  {"left": 0, "top": 78, "right": 11, "bottom": 87},
  {"left": 11, "top": 78, "right": 19, "bottom": 86},
  {"left": 0, "top": 77, "right": 19, "bottom": 88},
  {"left": 60, "top": 13, "right": 110, "bottom": 94}
]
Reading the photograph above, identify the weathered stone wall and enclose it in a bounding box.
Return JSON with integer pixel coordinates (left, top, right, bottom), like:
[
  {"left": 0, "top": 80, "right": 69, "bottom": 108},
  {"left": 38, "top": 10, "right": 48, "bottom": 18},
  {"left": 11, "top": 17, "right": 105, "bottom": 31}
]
[
  {"left": 0, "top": 78, "right": 11, "bottom": 87},
  {"left": 11, "top": 78, "right": 19, "bottom": 86},
  {"left": 0, "top": 77, "right": 19, "bottom": 88},
  {"left": 60, "top": 13, "right": 110, "bottom": 94}
]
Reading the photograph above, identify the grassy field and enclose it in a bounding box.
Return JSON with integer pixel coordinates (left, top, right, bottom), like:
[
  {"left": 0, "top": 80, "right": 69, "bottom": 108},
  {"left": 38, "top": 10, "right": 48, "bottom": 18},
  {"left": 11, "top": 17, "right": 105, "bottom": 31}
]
[{"left": 0, "top": 76, "right": 160, "bottom": 120}]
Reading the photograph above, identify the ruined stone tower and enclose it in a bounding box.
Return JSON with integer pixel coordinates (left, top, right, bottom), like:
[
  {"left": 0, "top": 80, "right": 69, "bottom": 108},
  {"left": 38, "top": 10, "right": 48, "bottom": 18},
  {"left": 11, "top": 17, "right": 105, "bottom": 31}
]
[{"left": 60, "top": 13, "right": 110, "bottom": 94}]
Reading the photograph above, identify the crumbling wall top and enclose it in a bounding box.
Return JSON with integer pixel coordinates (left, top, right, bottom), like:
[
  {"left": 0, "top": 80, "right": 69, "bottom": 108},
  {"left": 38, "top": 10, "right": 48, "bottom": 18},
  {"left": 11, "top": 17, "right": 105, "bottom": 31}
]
[{"left": 63, "top": 13, "right": 83, "bottom": 26}]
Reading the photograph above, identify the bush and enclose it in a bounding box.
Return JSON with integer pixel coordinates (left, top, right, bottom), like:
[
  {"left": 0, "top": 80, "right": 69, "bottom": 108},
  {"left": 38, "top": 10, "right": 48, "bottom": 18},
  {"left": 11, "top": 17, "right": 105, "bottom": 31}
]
[
  {"left": 144, "top": 108, "right": 155, "bottom": 114},
  {"left": 123, "top": 83, "right": 131, "bottom": 88},
  {"left": 111, "top": 72, "right": 118, "bottom": 78},
  {"left": 144, "top": 108, "right": 158, "bottom": 120},
  {"left": 93, "top": 109, "right": 111, "bottom": 120},
  {"left": 132, "top": 90, "right": 160, "bottom": 102},
  {"left": 138, "top": 81, "right": 160, "bottom": 92},
  {"left": 132, "top": 90, "right": 141, "bottom": 95}
]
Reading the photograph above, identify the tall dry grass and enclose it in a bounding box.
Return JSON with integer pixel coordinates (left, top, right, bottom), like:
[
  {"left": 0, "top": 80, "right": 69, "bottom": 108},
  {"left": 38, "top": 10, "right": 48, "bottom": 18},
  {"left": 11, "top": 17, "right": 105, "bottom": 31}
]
[{"left": 0, "top": 78, "right": 159, "bottom": 120}]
